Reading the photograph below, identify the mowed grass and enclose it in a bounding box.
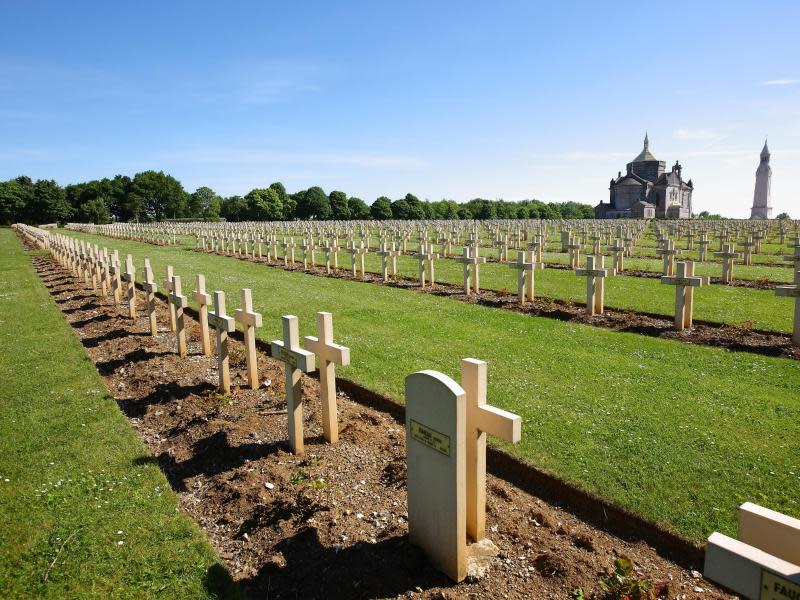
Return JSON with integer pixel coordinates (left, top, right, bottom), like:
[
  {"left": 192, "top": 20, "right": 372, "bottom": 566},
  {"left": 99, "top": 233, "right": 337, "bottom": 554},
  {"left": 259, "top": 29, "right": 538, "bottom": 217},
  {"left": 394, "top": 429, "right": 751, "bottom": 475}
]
[
  {"left": 174, "top": 234, "right": 795, "bottom": 331},
  {"left": 0, "top": 230, "right": 239, "bottom": 599},
  {"left": 63, "top": 230, "right": 800, "bottom": 542}
]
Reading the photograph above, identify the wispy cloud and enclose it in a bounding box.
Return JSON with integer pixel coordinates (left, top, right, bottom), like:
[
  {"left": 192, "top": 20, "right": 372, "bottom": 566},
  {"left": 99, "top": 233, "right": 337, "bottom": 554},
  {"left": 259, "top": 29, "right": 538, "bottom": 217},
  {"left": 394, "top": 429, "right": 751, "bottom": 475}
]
[
  {"left": 761, "top": 79, "right": 798, "bottom": 86},
  {"left": 190, "top": 61, "right": 329, "bottom": 106},
  {"left": 162, "top": 147, "right": 426, "bottom": 169},
  {"left": 673, "top": 128, "right": 720, "bottom": 141}
]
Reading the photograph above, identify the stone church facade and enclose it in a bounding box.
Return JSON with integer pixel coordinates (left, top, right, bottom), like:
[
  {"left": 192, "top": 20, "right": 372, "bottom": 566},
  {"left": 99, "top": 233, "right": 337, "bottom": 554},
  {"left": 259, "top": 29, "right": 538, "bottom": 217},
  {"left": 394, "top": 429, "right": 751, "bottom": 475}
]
[{"left": 595, "top": 134, "right": 693, "bottom": 219}]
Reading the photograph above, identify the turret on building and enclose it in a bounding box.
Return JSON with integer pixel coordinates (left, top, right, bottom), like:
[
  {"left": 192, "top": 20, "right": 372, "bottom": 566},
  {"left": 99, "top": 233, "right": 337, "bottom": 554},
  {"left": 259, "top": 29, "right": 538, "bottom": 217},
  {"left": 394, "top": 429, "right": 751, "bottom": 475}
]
[
  {"left": 595, "top": 134, "right": 693, "bottom": 219},
  {"left": 750, "top": 141, "right": 773, "bottom": 219}
]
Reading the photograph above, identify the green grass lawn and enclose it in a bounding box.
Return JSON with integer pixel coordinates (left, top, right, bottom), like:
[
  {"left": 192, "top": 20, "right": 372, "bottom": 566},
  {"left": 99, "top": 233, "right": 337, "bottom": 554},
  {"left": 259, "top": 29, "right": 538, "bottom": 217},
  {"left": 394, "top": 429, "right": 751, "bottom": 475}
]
[
  {"left": 0, "top": 229, "right": 239, "bottom": 599},
  {"left": 60, "top": 229, "right": 800, "bottom": 543}
]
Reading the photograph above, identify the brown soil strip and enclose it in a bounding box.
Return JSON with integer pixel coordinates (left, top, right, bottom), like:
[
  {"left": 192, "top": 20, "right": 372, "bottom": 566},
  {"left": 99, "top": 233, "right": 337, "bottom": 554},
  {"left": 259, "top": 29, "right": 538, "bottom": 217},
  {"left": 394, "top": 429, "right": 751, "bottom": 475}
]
[
  {"left": 198, "top": 249, "right": 800, "bottom": 363},
  {"left": 31, "top": 252, "right": 727, "bottom": 599}
]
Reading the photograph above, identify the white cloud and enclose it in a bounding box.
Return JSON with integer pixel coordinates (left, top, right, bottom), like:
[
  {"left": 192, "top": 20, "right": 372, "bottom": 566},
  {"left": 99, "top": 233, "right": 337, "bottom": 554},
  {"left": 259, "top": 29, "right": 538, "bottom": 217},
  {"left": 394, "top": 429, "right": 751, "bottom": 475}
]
[
  {"left": 761, "top": 79, "right": 798, "bottom": 86},
  {"left": 673, "top": 129, "right": 719, "bottom": 141}
]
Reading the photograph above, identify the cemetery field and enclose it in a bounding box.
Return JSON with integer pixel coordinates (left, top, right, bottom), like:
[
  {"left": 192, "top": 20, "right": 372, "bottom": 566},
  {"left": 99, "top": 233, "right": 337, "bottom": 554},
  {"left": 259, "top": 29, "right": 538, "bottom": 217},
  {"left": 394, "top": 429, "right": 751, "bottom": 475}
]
[
  {"left": 58, "top": 230, "right": 800, "bottom": 543},
  {"left": 80, "top": 231, "right": 795, "bottom": 333},
  {"left": 0, "top": 230, "right": 238, "bottom": 598}
]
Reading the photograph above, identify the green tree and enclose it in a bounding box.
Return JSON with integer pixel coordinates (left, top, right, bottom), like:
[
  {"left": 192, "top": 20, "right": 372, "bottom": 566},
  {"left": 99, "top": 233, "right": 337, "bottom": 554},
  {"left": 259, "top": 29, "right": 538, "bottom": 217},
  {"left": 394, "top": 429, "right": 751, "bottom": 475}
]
[
  {"left": 776, "top": 212, "right": 790, "bottom": 220},
  {"left": 129, "top": 171, "right": 187, "bottom": 221},
  {"left": 329, "top": 190, "right": 351, "bottom": 220},
  {"left": 24, "top": 179, "right": 71, "bottom": 224},
  {"left": 296, "top": 186, "right": 331, "bottom": 220},
  {"left": 220, "top": 195, "right": 248, "bottom": 221},
  {"left": 370, "top": 196, "right": 393, "bottom": 219},
  {"left": 347, "top": 197, "right": 370, "bottom": 219},
  {"left": 79, "top": 197, "right": 111, "bottom": 224},
  {"left": 189, "top": 186, "right": 222, "bottom": 220},
  {"left": 0, "top": 179, "right": 29, "bottom": 225},
  {"left": 245, "top": 187, "right": 283, "bottom": 220}
]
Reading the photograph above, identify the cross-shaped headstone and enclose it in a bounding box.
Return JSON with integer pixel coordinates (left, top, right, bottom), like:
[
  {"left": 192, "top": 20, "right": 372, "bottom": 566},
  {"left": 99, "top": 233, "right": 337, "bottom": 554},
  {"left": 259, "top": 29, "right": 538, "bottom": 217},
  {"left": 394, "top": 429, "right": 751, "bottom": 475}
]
[
  {"left": 508, "top": 250, "right": 535, "bottom": 304},
  {"left": 661, "top": 261, "right": 706, "bottom": 331},
  {"left": 304, "top": 312, "right": 350, "bottom": 444},
  {"left": 656, "top": 239, "right": 681, "bottom": 276},
  {"left": 271, "top": 315, "right": 316, "bottom": 454},
  {"left": 234, "top": 288, "right": 263, "bottom": 390},
  {"left": 776, "top": 270, "right": 800, "bottom": 346},
  {"left": 575, "top": 255, "right": 609, "bottom": 315},
  {"left": 783, "top": 237, "right": 800, "bottom": 270},
  {"left": 741, "top": 237, "right": 755, "bottom": 266},
  {"left": 192, "top": 274, "right": 212, "bottom": 356},
  {"left": 697, "top": 233, "right": 711, "bottom": 262},
  {"left": 376, "top": 241, "right": 401, "bottom": 281},
  {"left": 347, "top": 241, "right": 368, "bottom": 278},
  {"left": 208, "top": 291, "right": 236, "bottom": 393},
  {"left": 714, "top": 243, "right": 742, "bottom": 284},
  {"left": 122, "top": 254, "right": 136, "bottom": 319},
  {"left": 609, "top": 238, "right": 625, "bottom": 273},
  {"left": 142, "top": 259, "right": 158, "bottom": 336},
  {"left": 163, "top": 265, "right": 176, "bottom": 331},
  {"left": 169, "top": 275, "right": 188, "bottom": 357},
  {"left": 567, "top": 236, "right": 582, "bottom": 269},
  {"left": 413, "top": 242, "right": 439, "bottom": 288}
]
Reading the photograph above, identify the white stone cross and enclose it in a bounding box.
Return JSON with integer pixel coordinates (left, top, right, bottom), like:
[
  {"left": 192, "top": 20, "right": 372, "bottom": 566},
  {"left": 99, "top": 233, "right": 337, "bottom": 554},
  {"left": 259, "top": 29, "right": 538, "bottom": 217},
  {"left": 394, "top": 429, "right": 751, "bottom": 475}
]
[
  {"left": 169, "top": 275, "right": 189, "bottom": 357},
  {"left": 661, "top": 261, "right": 706, "bottom": 331},
  {"left": 304, "top": 312, "right": 350, "bottom": 444},
  {"left": 377, "top": 242, "right": 401, "bottom": 281},
  {"left": 714, "top": 243, "right": 742, "bottom": 284},
  {"left": 142, "top": 259, "right": 158, "bottom": 336},
  {"left": 271, "top": 315, "right": 316, "bottom": 454},
  {"left": 508, "top": 250, "right": 535, "bottom": 304},
  {"left": 163, "top": 265, "right": 176, "bottom": 331},
  {"left": 783, "top": 238, "right": 800, "bottom": 270},
  {"left": 122, "top": 254, "right": 136, "bottom": 319},
  {"left": 461, "top": 358, "right": 521, "bottom": 542},
  {"left": 234, "top": 288, "right": 263, "bottom": 390},
  {"left": 656, "top": 239, "right": 681, "bottom": 276},
  {"left": 575, "top": 255, "right": 609, "bottom": 315},
  {"left": 348, "top": 241, "right": 368, "bottom": 277},
  {"left": 776, "top": 269, "right": 800, "bottom": 346},
  {"left": 207, "top": 291, "right": 235, "bottom": 393},
  {"left": 567, "top": 235, "right": 582, "bottom": 269},
  {"left": 609, "top": 238, "right": 625, "bottom": 273},
  {"left": 192, "top": 274, "right": 212, "bottom": 356}
]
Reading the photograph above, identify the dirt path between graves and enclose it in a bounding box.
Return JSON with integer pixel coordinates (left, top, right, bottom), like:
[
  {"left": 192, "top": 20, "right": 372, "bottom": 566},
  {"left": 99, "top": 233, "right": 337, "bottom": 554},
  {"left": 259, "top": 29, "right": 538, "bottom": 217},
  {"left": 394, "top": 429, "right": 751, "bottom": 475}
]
[
  {"left": 29, "top": 251, "right": 731, "bottom": 600},
  {"left": 198, "top": 249, "right": 800, "bottom": 363}
]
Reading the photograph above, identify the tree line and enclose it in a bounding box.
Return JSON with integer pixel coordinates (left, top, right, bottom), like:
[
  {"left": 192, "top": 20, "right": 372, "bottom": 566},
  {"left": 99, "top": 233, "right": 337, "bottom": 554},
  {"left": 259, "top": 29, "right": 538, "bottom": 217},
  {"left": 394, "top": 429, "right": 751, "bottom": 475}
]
[{"left": 0, "top": 170, "right": 596, "bottom": 226}]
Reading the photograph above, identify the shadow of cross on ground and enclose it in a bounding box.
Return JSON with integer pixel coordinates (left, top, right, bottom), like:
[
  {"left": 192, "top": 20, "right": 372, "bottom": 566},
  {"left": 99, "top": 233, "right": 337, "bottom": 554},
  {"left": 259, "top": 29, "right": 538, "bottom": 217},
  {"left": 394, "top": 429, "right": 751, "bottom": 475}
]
[
  {"left": 141, "top": 430, "right": 282, "bottom": 493},
  {"left": 237, "top": 527, "right": 451, "bottom": 599}
]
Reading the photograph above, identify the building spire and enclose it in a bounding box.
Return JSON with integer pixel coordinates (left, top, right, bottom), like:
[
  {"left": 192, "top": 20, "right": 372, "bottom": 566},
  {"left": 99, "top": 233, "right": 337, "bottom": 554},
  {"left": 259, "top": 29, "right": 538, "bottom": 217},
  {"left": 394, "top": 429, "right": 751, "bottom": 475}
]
[
  {"left": 644, "top": 132, "right": 649, "bottom": 151},
  {"left": 761, "top": 137, "right": 769, "bottom": 158}
]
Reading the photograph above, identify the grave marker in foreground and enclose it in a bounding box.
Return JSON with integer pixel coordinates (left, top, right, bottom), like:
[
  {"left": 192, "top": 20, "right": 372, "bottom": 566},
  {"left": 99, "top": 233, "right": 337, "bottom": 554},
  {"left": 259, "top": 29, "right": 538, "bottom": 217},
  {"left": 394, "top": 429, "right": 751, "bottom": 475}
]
[
  {"left": 169, "top": 275, "right": 188, "bottom": 357},
  {"left": 405, "top": 359, "right": 521, "bottom": 581},
  {"left": 661, "top": 260, "right": 706, "bottom": 331},
  {"left": 271, "top": 315, "right": 316, "bottom": 454},
  {"left": 304, "top": 311, "right": 350, "bottom": 444},
  {"left": 704, "top": 502, "right": 800, "bottom": 600},
  {"left": 234, "top": 288, "right": 263, "bottom": 389},
  {"left": 208, "top": 291, "right": 235, "bottom": 393}
]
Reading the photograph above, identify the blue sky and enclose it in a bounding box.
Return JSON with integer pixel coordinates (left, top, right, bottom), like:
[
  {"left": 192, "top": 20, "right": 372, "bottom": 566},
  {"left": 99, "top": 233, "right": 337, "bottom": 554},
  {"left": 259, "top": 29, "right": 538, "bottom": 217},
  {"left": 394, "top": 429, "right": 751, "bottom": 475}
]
[{"left": 1, "top": 1, "right": 798, "bottom": 217}]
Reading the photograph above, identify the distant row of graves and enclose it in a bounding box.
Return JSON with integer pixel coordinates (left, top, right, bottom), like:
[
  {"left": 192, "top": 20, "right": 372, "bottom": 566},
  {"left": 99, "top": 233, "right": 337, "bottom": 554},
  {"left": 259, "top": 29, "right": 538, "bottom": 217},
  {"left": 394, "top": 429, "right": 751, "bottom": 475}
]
[
  {"left": 68, "top": 218, "right": 800, "bottom": 344},
  {"left": 14, "top": 223, "right": 800, "bottom": 596}
]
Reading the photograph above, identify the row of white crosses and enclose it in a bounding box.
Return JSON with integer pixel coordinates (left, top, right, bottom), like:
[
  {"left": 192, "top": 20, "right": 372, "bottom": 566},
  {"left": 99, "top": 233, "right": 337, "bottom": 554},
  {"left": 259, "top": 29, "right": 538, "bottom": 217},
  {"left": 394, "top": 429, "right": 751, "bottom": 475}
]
[{"left": 87, "top": 250, "right": 355, "bottom": 453}]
